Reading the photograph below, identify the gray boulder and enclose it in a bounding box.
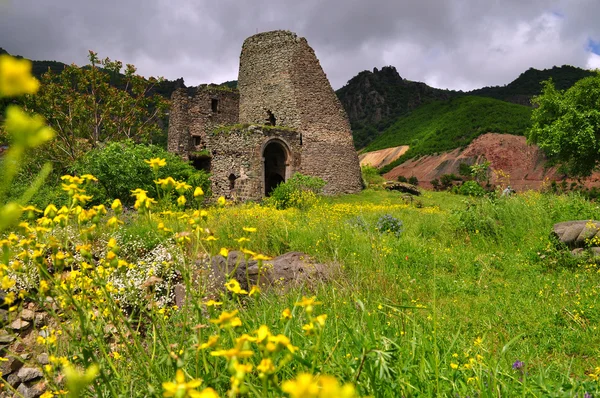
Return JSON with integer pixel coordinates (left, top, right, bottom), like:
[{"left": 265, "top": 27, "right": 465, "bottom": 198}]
[
  {"left": 197, "top": 251, "right": 333, "bottom": 295},
  {"left": 553, "top": 220, "right": 600, "bottom": 248},
  {"left": 246, "top": 252, "right": 332, "bottom": 292}
]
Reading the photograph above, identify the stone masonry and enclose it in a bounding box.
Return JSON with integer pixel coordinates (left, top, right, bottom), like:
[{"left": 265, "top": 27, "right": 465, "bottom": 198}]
[
  {"left": 167, "top": 86, "right": 239, "bottom": 157},
  {"left": 168, "top": 30, "right": 363, "bottom": 200}
]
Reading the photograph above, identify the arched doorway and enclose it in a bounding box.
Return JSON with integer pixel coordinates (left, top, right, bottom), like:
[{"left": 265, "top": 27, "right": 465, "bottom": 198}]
[{"left": 263, "top": 140, "right": 288, "bottom": 196}]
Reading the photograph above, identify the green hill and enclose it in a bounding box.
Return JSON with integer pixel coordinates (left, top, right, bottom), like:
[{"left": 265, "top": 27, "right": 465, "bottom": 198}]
[
  {"left": 366, "top": 96, "right": 533, "bottom": 174},
  {"left": 336, "top": 66, "right": 457, "bottom": 149},
  {"left": 337, "top": 65, "right": 593, "bottom": 149},
  {"left": 470, "top": 65, "right": 595, "bottom": 105}
]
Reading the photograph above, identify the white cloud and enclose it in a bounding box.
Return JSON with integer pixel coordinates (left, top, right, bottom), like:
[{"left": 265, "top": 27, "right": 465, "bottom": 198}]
[{"left": 587, "top": 53, "right": 600, "bottom": 70}]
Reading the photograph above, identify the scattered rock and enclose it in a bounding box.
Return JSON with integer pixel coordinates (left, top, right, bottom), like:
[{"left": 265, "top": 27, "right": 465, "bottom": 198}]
[
  {"left": 0, "top": 355, "right": 24, "bottom": 376},
  {"left": 198, "top": 251, "right": 257, "bottom": 293},
  {"left": 196, "top": 251, "right": 333, "bottom": 295},
  {"left": 246, "top": 252, "right": 333, "bottom": 292},
  {"left": 36, "top": 353, "right": 49, "bottom": 365},
  {"left": 0, "top": 309, "right": 8, "bottom": 323},
  {"left": 174, "top": 284, "right": 186, "bottom": 308},
  {"left": 17, "top": 367, "right": 43, "bottom": 382},
  {"left": 33, "top": 313, "right": 47, "bottom": 328},
  {"left": 6, "top": 372, "right": 20, "bottom": 387},
  {"left": 19, "top": 309, "right": 35, "bottom": 322},
  {"left": 0, "top": 332, "right": 16, "bottom": 344},
  {"left": 16, "top": 380, "right": 47, "bottom": 398},
  {"left": 384, "top": 181, "right": 421, "bottom": 196}
]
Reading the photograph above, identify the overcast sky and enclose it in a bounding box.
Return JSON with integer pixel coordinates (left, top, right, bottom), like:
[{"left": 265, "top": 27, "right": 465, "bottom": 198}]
[{"left": 1, "top": 0, "right": 599, "bottom": 91}]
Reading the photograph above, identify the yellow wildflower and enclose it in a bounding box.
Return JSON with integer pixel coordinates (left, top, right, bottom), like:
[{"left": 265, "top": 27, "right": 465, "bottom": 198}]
[
  {"left": 3, "top": 106, "right": 54, "bottom": 148},
  {"left": 198, "top": 335, "right": 219, "bottom": 350},
  {"left": 315, "top": 314, "right": 327, "bottom": 327},
  {"left": 217, "top": 196, "right": 226, "bottom": 206},
  {"left": 106, "top": 216, "right": 123, "bottom": 228},
  {"left": 194, "top": 187, "right": 204, "bottom": 197},
  {"left": 0, "top": 55, "right": 40, "bottom": 96},
  {"left": 219, "top": 247, "right": 229, "bottom": 257},
  {"left": 282, "top": 374, "right": 319, "bottom": 398},
  {"left": 177, "top": 195, "right": 187, "bottom": 207},
  {"left": 252, "top": 253, "right": 271, "bottom": 261},
  {"left": 281, "top": 308, "right": 292, "bottom": 320},
  {"left": 225, "top": 279, "right": 248, "bottom": 295},
  {"left": 242, "top": 227, "right": 257, "bottom": 233},
  {"left": 155, "top": 177, "right": 176, "bottom": 190},
  {"left": 111, "top": 199, "right": 123, "bottom": 214},
  {"left": 175, "top": 181, "right": 192, "bottom": 194},
  {"left": 162, "top": 369, "right": 203, "bottom": 398},
  {"left": 145, "top": 157, "right": 166, "bottom": 171},
  {"left": 210, "top": 347, "right": 253, "bottom": 359},
  {"left": 1, "top": 276, "right": 15, "bottom": 290},
  {"left": 249, "top": 285, "right": 260, "bottom": 296},
  {"left": 204, "top": 300, "right": 222, "bottom": 307},
  {"left": 257, "top": 358, "right": 275, "bottom": 376},
  {"left": 210, "top": 310, "right": 242, "bottom": 328}
]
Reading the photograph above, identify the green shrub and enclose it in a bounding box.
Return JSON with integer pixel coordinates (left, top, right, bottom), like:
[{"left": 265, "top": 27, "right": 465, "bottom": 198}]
[
  {"left": 265, "top": 173, "right": 326, "bottom": 209},
  {"left": 440, "top": 174, "right": 462, "bottom": 189},
  {"left": 408, "top": 176, "right": 419, "bottom": 186},
  {"left": 397, "top": 175, "right": 408, "bottom": 183},
  {"left": 361, "top": 165, "right": 385, "bottom": 188},
  {"left": 375, "top": 214, "right": 404, "bottom": 237},
  {"left": 71, "top": 141, "right": 210, "bottom": 206},
  {"left": 458, "top": 181, "right": 486, "bottom": 197}
]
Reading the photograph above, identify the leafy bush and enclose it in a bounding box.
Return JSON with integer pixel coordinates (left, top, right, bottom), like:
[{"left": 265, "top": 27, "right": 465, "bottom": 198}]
[
  {"left": 452, "top": 200, "right": 498, "bottom": 237},
  {"left": 440, "top": 174, "right": 462, "bottom": 190},
  {"left": 458, "top": 181, "right": 486, "bottom": 197},
  {"left": 375, "top": 214, "right": 404, "bottom": 238},
  {"left": 265, "top": 173, "right": 326, "bottom": 209},
  {"left": 397, "top": 175, "right": 408, "bottom": 183},
  {"left": 361, "top": 165, "right": 385, "bottom": 188},
  {"left": 408, "top": 176, "right": 419, "bottom": 186},
  {"left": 71, "top": 140, "right": 210, "bottom": 206}
]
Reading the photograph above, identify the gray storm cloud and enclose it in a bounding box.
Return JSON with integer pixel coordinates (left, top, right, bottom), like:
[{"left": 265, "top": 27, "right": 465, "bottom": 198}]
[{"left": 1, "top": 0, "right": 599, "bottom": 90}]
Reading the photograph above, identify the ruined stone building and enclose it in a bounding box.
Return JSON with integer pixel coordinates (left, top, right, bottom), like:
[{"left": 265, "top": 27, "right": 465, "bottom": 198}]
[{"left": 168, "top": 30, "right": 363, "bottom": 200}]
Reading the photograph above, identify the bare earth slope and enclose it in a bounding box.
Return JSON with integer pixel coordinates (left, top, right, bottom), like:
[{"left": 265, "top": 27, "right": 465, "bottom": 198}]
[
  {"left": 382, "top": 133, "right": 600, "bottom": 190},
  {"left": 359, "top": 145, "right": 409, "bottom": 169}
]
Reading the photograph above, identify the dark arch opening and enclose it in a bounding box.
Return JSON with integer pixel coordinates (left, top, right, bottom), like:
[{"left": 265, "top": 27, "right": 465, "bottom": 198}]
[{"left": 263, "top": 141, "right": 287, "bottom": 196}]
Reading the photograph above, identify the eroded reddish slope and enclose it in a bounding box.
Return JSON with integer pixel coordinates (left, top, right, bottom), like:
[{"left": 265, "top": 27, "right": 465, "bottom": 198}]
[{"left": 383, "top": 133, "right": 600, "bottom": 190}]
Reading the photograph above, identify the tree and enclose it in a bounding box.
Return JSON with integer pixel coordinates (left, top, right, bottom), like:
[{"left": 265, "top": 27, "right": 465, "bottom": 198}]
[
  {"left": 23, "top": 51, "right": 169, "bottom": 169},
  {"left": 527, "top": 73, "right": 600, "bottom": 177}
]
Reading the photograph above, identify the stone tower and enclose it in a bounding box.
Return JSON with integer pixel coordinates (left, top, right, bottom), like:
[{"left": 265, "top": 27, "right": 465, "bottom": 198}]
[{"left": 238, "top": 30, "right": 363, "bottom": 195}]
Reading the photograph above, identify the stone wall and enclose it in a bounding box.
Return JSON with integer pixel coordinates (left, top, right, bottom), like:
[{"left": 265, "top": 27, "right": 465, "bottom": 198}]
[
  {"left": 167, "top": 86, "right": 239, "bottom": 158},
  {"left": 204, "top": 125, "right": 302, "bottom": 201},
  {"left": 238, "top": 30, "right": 363, "bottom": 195}
]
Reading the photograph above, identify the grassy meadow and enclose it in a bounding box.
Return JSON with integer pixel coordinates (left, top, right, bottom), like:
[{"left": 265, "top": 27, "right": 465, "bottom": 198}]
[{"left": 3, "top": 186, "right": 600, "bottom": 397}]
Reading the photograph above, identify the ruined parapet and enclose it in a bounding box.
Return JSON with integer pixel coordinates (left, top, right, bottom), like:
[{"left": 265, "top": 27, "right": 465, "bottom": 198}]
[
  {"left": 204, "top": 125, "right": 302, "bottom": 201},
  {"left": 238, "top": 30, "right": 363, "bottom": 194},
  {"left": 167, "top": 86, "right": 239, "bottom": 159}
]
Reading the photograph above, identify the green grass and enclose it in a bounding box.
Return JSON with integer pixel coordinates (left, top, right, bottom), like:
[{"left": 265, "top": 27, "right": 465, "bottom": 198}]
[
  {"left": 363, "top": 96, "right": 533, "bottom": 174},
  {"left": 4, "top": 189, "right": 600, "bottom": 397},
  {"left": 201, "top": 190, "right": 600, "bottom": 395}
]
